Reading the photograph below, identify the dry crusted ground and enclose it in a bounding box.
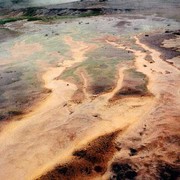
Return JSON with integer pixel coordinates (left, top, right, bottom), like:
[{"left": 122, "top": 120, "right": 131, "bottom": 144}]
[
  {"left": 35, "top": 35, "right": 180, "bottom": 180},
  {"left": 0, "top": 16, "right": 179, "bottom": 180}
]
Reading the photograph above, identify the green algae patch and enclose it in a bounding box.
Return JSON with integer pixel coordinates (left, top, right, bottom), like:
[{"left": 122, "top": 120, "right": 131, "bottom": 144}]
[{"left": 60, "top": 44, "right": 134, "bottom": 95}]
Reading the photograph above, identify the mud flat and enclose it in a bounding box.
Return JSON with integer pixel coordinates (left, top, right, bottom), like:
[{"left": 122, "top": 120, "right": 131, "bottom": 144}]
[
  {"left": 0, "top": 2, "right": 180, "bottom": 180},
  {"left": 34, "top": 34, "right": 180, "bottom": 180}
]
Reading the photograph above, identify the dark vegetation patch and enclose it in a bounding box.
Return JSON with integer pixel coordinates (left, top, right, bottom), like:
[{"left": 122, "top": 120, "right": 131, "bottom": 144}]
[
  {"left": 0, "top": 7, "right": 104, "bottom": 25},
  {"left": 141, "top": 30, "right": 180, "bottom": 60},
  {"left": 0, "top": 17, "right": 24, "bottom": 25},
  {"left": 21, "top": 6, "right": 104, "bottom": 17},
  {"left": 0, "top": 16, "right": 49, "bottom": 25},
  {"left": 50, "top": 8, "right": 103, "bottom": 17},
  {"left": 37, "top": 130, "right": 121, "bottom": 180},
  {"left": 23, "top": 7, "right": 39, "bottom": 16},
  {"left": 110, "top": 69, "right": 150, "bottom": 101}
]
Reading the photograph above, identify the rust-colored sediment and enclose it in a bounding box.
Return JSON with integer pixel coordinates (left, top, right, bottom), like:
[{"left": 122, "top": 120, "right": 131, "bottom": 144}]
[
  {"left": 0, "top": 30, "right": 179, "bottom": 180},
  {"left": 36, "top": 130, "right": 121, "bottom": 180}
]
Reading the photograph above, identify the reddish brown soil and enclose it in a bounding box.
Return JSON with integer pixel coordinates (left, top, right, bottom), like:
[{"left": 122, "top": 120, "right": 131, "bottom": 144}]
[
  {"left": 89, "top": 84, "right": 114, "bottom": 95},
  {"left": 141, "top": 30, "right": 180, "bottom": 61},
  {"left": 37, "top": 130, "right": 121, "bottom": 180},
  {"left": 71, "top": 89, "right": 85, "bottom": 104}
]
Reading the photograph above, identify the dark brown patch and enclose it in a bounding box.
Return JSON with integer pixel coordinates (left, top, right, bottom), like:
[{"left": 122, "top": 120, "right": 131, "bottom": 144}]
[
  {"left": 158, "top": 162, "right": 180, "bottom": 180},
  {"left": 116, "top": 87, "right": 146, "bottom": 96},
  {"left": 145, "top": 54, "right": 155, "bottom": 63},
  {"left": 71, "top": 89, "right": 85, "bottom": 104},
  {"left": 109, "top": 69, "right": 151, "bottom": 102},
  {"left": 129, "top": 148, "right": 138, "bottom": 156},
  {"left": 90, "top": 85, "right": 113, "bottom": 95},
  {"left": 141, "top": 30, "right": 180, "bottom": 60},
  {"left": 94, "top": 165, "right": 103, "bottom": 173},
  {"left": 110, "top": 162, "right": 137, "bottom": 180},
  {"left": 110, "top": 86, "right": 151, "bottom": 102},
  {"left": 0, "top": 28, "right": 19, "bottom": 43},
  {"left": 116, "top": 21, "right": 131, "bottom": 27},
  {"left": 37, "top": 130, "right": 121, "bottom": 180}
]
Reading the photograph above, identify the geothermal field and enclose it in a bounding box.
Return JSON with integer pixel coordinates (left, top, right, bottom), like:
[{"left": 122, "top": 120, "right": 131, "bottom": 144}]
[{"left": 0, "top": 0, "right": 180, "bottom": 179}]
